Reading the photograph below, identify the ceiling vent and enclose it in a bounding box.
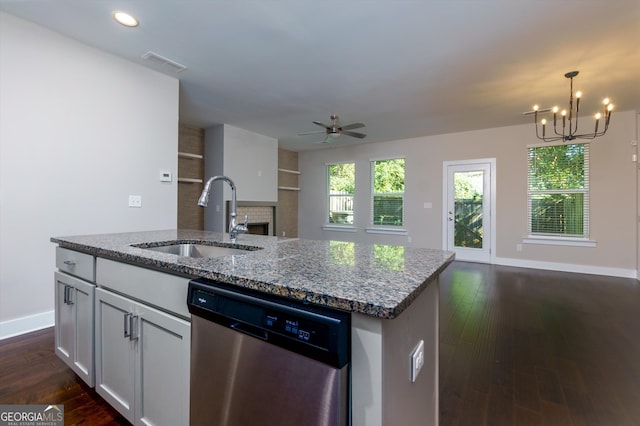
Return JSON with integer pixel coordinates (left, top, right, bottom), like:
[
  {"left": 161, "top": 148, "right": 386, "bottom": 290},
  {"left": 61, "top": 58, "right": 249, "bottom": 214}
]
[{"left": 141, "top": 51, "right": 187, "bottom": 73}]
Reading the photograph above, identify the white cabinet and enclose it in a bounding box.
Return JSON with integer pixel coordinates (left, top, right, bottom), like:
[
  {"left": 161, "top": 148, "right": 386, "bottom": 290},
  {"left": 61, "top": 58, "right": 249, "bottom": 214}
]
[
  {"left": 54, "top": 248, "right": 96, "bottom": 387},
  {"left": 95, "top": 287, "right": 190, "bottom": 426}
]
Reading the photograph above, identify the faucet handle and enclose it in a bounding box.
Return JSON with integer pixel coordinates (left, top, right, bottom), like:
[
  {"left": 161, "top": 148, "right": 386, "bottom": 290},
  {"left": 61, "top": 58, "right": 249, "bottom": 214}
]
[{"left": 243, "top": 215, "right": 249, "bottom": 227}]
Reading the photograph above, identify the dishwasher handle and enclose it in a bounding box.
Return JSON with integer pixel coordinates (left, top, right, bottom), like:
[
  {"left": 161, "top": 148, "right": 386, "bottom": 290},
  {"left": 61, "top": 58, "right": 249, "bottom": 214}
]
[{"left": 230, "top": 321, "right": 268, "bottom": 341}]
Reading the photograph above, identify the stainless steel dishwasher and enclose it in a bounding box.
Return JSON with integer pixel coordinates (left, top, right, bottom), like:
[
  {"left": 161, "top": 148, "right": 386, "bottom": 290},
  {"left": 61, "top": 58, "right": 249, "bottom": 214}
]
[{"left": 187, "top": 278, "right": 351, "bottom": 426}]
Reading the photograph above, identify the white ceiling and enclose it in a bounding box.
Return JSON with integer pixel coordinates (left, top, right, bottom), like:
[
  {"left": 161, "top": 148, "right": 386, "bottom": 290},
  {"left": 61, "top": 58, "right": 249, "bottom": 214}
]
[{"left": 1, "top": 1, "right": 639, "bottom": 151}]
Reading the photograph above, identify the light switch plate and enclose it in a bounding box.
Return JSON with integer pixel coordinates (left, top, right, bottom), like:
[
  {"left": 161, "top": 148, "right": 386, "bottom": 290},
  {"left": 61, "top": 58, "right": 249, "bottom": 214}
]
[
  {"left": 410, "top": 340, "right": 425, "bottom": 382},
  {"left": 128, "top": 195, "right": 142, "bottom": 208}
]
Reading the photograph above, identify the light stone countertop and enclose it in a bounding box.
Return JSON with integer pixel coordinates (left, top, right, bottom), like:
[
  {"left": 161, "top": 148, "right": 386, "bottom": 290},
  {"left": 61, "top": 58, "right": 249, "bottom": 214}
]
[{"left": 51, "top": 229, "right": 454, "bottom": 319}]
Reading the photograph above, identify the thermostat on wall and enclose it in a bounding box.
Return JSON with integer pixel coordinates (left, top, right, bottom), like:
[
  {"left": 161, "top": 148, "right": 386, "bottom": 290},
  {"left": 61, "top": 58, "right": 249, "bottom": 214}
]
[{"left": 160, "top": 171, "right": 172, "bottom": 182}]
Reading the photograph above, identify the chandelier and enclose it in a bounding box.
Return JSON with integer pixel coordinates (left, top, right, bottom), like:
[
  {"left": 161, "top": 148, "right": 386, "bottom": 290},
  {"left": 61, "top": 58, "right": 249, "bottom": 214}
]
[{"left": 523, "top": 71, "right": 613, "bottom": 142}]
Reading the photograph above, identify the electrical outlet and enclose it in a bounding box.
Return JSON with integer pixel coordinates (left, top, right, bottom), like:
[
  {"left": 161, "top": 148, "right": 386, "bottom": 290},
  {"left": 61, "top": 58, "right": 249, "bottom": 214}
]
[
  {"left": 128, "top": 195, "right": 142, "bottom": 208},
  {"left": 410, "top": 340, "right": 425, "bottom": 383}
]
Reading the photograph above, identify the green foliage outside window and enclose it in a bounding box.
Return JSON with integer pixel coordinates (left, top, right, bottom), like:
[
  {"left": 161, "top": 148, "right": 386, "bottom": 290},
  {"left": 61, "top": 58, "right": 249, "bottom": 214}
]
[
  {"left": 372, "top": 159, "right": 405, "bottom": 226},
  {"left": 329, "top": 163, "right": 355, "bottom": 193},
  {"left": 528, "top": 144, "right": 587, "bottom": 237},
  {"left": 328, "top": 163, "right": 355, "bottom": 224}
]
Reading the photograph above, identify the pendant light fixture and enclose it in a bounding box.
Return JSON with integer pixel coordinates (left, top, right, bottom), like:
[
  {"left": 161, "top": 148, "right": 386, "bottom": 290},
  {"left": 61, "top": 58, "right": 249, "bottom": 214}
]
[{"left": 523, "top": 71, "right": 613, "bottom": 142}]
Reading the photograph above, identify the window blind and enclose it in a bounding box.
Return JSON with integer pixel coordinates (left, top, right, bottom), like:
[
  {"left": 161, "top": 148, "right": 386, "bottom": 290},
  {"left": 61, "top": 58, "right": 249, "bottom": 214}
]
[{"left": 527, "top": 143, "right": 589, "bottom": 238}]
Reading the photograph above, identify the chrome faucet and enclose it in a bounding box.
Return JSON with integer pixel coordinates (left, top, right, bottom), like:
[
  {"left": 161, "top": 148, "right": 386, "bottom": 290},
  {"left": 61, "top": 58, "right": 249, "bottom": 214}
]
[{"left": 198, "top": 176, "right": 248, "bottom": 242}]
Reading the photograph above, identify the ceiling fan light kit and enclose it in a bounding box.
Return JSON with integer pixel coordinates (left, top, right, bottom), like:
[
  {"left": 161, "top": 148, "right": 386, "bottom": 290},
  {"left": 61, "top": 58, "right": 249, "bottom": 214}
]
[
  {"left": 299, "top": 114, "right": 367, "bottom": 144},
  {"left": 522, "top": 71, "right": 613, "bottom": 143}
]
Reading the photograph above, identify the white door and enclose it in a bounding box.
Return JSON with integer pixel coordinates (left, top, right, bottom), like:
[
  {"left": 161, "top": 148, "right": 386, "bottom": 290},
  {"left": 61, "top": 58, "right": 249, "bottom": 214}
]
[{"left": 443, "top": 159, "right": 495, "bottom": 263}]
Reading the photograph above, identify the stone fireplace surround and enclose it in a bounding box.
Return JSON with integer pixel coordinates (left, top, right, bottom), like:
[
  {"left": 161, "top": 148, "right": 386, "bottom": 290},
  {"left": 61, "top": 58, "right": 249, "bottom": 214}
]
[{"left": 226, "top": 201, "right": 277, "bottom": 236}]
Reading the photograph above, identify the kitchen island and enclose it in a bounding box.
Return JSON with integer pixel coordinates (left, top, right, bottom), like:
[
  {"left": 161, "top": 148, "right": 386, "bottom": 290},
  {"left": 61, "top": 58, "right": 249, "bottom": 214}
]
[{"left": 52, "top": 229, "right": 454, "bottom": 426}]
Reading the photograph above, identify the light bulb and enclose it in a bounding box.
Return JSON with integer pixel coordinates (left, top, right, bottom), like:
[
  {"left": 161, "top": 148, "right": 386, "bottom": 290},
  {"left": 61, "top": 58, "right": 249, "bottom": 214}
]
[
  {"left": 576, "top": 91, "right": 582, "bottom": 98},
  {"left": 552, "top": 106, "right": 559, "bottom": 113},
  {"left": 113, "top": 11, "right": 139, "bottom": 27},
  {"left": 533, "top": 105, "right": 539, "bottom": 111},
  {"left": 595, "top": 112, "right": 602, "bottom": 120},
  {"left": 541, "top": 118, "right": 547, "bottom": 125},
  {"left": 607, "top": 104, "right": 614, "bottom": 111},
  {"left": 561, "top": 110, "right": 567, "bottom": 116},
  {"left": 603, "top": 98, "right": 610, "bottom": 105}
]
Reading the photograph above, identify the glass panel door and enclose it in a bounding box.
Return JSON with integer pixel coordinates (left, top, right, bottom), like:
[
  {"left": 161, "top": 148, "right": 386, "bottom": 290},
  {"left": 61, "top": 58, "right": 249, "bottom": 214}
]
[{"left": 444, "top": 161, "right": 493, "bottom": 263}]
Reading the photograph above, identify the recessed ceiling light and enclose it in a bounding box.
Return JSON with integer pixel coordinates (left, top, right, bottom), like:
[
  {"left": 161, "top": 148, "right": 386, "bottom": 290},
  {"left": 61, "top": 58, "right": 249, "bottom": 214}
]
[{"left": 113, "top": 11, "right": 139, "bottom": 27}]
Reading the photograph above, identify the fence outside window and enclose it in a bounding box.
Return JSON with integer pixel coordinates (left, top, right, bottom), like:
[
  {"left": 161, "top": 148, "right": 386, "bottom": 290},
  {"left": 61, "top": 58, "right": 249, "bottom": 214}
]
[{"left": 329, "top": 191, "right": 354, "bottom": 224}]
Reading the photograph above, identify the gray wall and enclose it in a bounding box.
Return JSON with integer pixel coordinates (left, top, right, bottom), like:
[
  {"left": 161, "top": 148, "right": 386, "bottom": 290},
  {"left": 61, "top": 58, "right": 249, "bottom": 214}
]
[
  {"left": 299, "top": 111, "right": 638, "bottom": 276},
  {"left": 203, "top": 124, "right": 278, "bottom": 232},
  {"left": 0, "top": 13, "right": 179, "bottom": 337}
]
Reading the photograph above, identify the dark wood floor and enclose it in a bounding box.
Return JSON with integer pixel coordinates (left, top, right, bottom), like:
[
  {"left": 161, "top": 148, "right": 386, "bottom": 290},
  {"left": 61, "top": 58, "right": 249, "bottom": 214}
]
[
  {"left": 439, "top": 262, "right": 640, "bottom": 426},
  {"left": 1, "top": 261, "right": 638, "bottom": 425},
  {"left": 0, "top": 328, "right": 128, "bottom": 425}
]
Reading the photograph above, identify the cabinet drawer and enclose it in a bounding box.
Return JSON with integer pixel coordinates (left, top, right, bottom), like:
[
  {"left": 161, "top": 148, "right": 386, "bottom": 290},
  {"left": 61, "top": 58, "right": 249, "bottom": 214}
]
[
  {"left": 56, "top": 247, "right": 95, "bottom": 282},
  {"left": 96, "top": 258, "right": 190, "bottom": 319}
]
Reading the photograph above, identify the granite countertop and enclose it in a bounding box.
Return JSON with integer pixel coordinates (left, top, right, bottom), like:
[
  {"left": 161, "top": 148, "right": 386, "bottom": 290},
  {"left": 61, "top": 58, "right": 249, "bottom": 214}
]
[{"left": 51, "top": 229, "right": 454, "bottom": 319}]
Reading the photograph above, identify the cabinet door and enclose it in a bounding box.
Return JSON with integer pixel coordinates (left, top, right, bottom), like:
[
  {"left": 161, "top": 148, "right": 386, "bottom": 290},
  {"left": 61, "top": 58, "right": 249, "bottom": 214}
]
[
  {"left": 54, "top": 272, "right": 95, "bottom": 386},
  {"left": 73, "top": 275, "right": 95, "bottom": 386},
  {"left": 54, "top": 274, "right": 74, "bottom": 366},
  {"left": 135, "top": 303, "right": 191, "bottom": 426},
  {"left": 95, "top": 288, "right": 136, "bottom": 423}
]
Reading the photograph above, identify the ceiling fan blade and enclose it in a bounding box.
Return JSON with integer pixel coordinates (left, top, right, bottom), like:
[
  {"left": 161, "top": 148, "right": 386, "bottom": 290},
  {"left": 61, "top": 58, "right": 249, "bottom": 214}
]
[
  {"left": 312, "top": 121, "right": 330, "bottom": 128},
  {"left": 298, "top": 130, "right": 326, "bottom": 136},
  {"left": 340, "top": 123, "right": 365, "bottom": 131},
  {"left": 342, "top": 130, "right": 367, "bottom": 139}
]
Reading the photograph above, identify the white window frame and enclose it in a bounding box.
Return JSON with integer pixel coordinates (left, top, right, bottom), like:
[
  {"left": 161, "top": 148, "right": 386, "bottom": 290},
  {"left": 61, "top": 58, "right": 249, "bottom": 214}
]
[
  {"left": 366, "top": 158, "right": 407, "bottom": 235},
  {"left": 525, "top": 142, "right": 596, "bottom": 247}
]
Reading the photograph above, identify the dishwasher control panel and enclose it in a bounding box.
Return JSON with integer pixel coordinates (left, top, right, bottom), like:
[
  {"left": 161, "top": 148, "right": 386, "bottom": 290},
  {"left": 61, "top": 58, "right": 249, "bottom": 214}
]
[
  {"left": 191, "top": 288, "right": 330, "bottom": 348},
  {"left": 264, "top": 312, "right": 328, "bottom": 346},
  {"left": 188, "top": 278, "right": 351, "bottom": 368}
]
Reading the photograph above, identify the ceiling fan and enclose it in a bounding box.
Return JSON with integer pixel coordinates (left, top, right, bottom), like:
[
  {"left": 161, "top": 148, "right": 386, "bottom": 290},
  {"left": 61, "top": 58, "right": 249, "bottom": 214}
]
[{"left": 299, "top": 114, "right": 366, "bottom": 143}]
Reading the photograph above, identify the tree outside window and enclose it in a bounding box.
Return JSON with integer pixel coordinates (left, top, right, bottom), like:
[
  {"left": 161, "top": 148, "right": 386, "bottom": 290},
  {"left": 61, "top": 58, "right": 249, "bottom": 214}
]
[
  {"left": 371, "top": 158, "right": 405, "bottom": 227},
  {"left": 528, "top": 143, "right": 589, "bottom": 237},
  {"left": 327, "top": 163, "right": 355, "bottom": 225}
]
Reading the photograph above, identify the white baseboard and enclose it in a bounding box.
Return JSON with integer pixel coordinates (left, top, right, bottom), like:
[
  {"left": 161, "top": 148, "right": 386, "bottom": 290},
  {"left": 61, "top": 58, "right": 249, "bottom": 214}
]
[
  {"left": 493, "top": 257, "right": 637, "bottom": 279},
  {"left": 0, "top": 310, "right": 54, "bottom": 341}
]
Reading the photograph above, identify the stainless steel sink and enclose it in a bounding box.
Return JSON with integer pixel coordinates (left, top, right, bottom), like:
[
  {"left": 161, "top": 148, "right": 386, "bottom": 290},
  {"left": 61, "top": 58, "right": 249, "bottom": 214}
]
[{"left": 138, "top": 243, "right": 259, "bottom": 258}]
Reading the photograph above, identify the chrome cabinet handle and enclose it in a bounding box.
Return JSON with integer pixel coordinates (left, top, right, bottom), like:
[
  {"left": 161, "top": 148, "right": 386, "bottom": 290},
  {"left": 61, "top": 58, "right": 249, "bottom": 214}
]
[
  {"left": 63, "top": 260, "right": 76, "bottom": 267},
  {"left": 130, "top": 315, "right": 139, "bottom": 341},
  {"left": 63, "top": 285, "right": 74, "bottom": 305},
  {"left": 124, "top": 313, "right": 131, "bottom": 338}
]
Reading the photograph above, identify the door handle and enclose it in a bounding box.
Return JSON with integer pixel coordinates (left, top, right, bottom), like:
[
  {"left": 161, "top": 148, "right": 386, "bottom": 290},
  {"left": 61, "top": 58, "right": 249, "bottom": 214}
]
[
  {"left": 63, "top": 285, "right": 74, "bottom": 305},
  {"left": 129, "top": 315, "right": 139, "bottom": 341},
  {"left": 230, "top": 322, "right": 268, "bottom": 341},
  {"left": 66, "top": 286, "right": 74, "bottom": 305},
  {"left": 124, "top": 313, "right": 131, "bottom": 338}
]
